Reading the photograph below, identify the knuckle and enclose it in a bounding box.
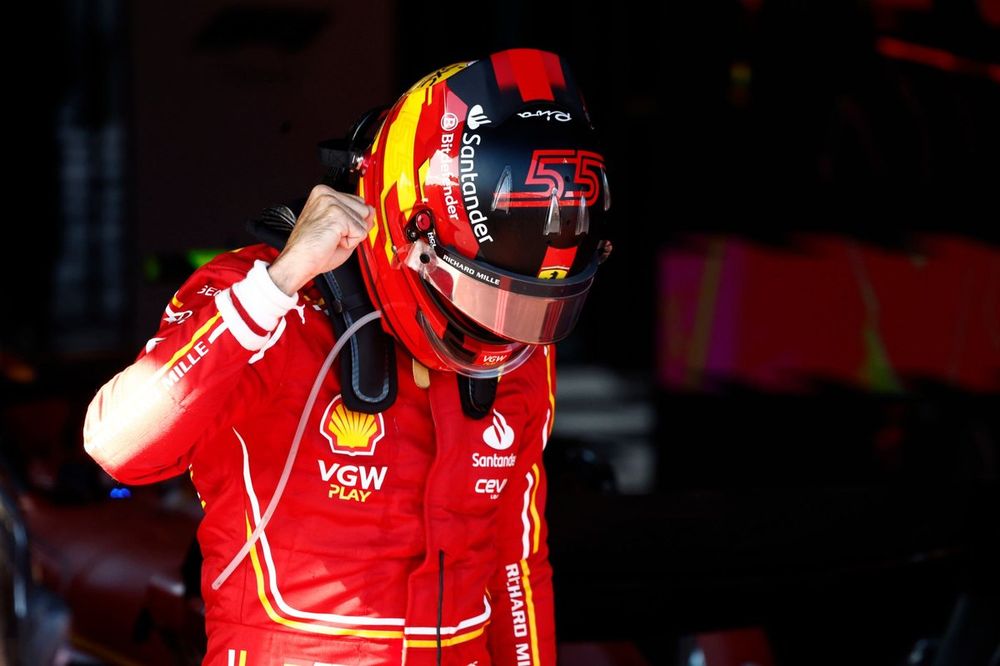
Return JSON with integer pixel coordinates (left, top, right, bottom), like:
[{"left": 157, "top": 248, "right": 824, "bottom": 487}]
[
  {"left": 310, "top": 184, "right": 333, "bottom": 199},
  {"left": 323, "top": 201, "right": 345, "bottom": 217}
]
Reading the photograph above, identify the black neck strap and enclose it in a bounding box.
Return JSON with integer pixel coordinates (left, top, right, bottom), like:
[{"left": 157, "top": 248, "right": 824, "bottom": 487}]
[
  {"left": 457, "top": 374, "right": 499, "bottom": 420},
  {"left": 247, "top": 205, "right": 397, "bottom": 415}
]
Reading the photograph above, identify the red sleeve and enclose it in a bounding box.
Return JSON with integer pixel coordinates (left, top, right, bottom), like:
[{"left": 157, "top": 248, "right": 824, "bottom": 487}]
[
  {"left": 487, "top": 345, "right": 558, "bottom": 665},
  {"left": 83, "top": 246, "right": 299, "bottom": 484}
]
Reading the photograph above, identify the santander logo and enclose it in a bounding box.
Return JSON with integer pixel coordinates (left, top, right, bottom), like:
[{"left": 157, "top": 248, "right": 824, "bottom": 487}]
[
  {"left": 467, "top": 104, "right": 491, "bottom": 130},
  {"left": 482, "top": 409, "right": 515, "bottom": 451}
]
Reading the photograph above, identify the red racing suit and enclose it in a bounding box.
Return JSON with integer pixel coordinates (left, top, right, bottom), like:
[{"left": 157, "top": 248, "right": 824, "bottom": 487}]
[{"left": 84, "top": 245, "right": 558, "bottom": 666}]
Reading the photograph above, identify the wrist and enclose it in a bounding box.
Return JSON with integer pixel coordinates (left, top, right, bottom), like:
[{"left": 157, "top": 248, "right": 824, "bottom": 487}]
[{"left": 267, "top": 253, "right": 309, "bottom": 296}]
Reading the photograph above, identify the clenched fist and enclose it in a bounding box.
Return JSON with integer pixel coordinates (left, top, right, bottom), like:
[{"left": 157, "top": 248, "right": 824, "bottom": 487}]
[{"left": 267, "top": 185, "right": 375, "bottom": 296}]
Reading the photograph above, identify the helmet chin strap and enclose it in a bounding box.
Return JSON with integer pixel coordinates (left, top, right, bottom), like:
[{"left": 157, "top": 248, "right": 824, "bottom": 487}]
[{"left": 211, "top": 310, "right": 383, "bottom": 591}]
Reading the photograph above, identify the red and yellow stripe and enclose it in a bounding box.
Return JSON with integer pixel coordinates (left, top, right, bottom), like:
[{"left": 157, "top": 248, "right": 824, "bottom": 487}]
[
  {"left": 243, "top": 516, "right": 489, "bottom": 647},
  {"left": 149, "top": 312, "right": 222, "bottom": 384},
  {"left": 544, "top": 345, "right": 556, "bottom": 437},
  {"left": 520, "top": 560, "right": 543, "bottom": 665},
  {"left": 529, "top": 464, "right": 542, "bottom": 555},
  {"left": 403, "top": 624, "right": 489, "bottom": 649},
  {"left": 244, "top": 517, "right": 404, "bottom": 639}
]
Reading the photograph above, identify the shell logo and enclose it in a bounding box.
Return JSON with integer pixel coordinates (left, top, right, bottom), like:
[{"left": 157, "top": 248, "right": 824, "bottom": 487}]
[{"left": 318, "top": 394, "right": 385, "bottom": 457}]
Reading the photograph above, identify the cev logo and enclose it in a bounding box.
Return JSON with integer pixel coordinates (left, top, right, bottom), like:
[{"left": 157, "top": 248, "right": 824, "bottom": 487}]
[
  {"left": 475, "top": 478, "right": 508, "bottom": 500},
  {"left": 319, "top": 394, "right": 385, "bottom": 456}
]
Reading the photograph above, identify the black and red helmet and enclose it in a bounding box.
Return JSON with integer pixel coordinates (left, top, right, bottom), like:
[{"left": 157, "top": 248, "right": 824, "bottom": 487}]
[{"left": 356, "top": 48, "right": 612, "bottom": 377}]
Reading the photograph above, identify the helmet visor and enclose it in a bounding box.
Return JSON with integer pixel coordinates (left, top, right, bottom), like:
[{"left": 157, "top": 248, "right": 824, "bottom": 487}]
[
  {"left": 404, "top": 239, "right": 597, "bottom": 344},
  {"left": 417, "top": 312, "right": 537, "bottom": 378}
]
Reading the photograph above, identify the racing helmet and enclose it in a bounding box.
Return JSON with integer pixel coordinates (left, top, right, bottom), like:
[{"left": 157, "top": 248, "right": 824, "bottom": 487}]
[{"left": 355, "top": 49, "right": 612, "bottom": 377}]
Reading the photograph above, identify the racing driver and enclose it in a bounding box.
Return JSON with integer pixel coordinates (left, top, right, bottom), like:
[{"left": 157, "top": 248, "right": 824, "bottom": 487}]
[{"left": 84, "top": 48, "right": 612, "bottom": 666}]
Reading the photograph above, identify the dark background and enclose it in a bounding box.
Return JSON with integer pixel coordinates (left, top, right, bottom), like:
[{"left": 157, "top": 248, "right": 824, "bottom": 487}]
[{"left": 3, "top": 1, "right": 999, "bottom": 665}]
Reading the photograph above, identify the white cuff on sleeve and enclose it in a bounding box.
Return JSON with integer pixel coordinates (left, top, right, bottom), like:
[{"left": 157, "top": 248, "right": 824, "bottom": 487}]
[
  {"left": 215, "top": 260, "right": 299, "bottom": 351},
  {"left": 215, "top": 289, "right": 268, "bottom": 351},
  {"left": 232, "top": 260, "right": 299, "bottom": 331}
]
